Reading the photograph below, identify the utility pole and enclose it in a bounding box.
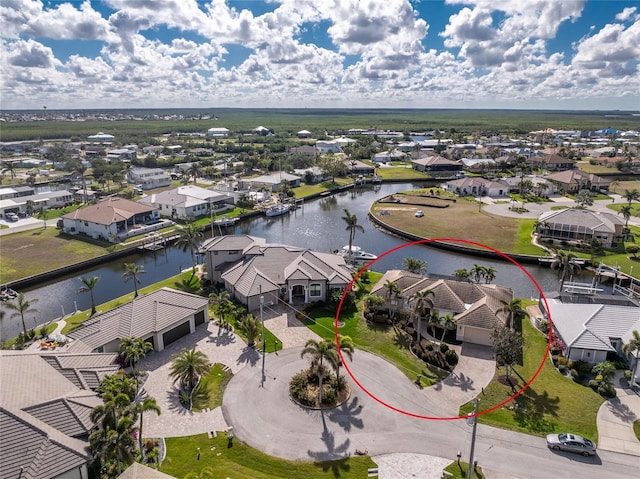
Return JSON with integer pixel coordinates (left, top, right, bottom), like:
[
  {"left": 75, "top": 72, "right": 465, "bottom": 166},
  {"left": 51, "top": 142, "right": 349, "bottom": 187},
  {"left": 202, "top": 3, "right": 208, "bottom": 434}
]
[
  {"left": 466, "top": 399, "right": 480, "bottom": 479},
  {"left": 260, "top": 286, "right": 265, "bottom": 387}
]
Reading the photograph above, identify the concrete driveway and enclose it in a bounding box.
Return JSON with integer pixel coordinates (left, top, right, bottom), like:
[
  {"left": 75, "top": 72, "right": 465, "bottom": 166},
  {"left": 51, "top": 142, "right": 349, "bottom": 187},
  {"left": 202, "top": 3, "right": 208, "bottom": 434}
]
[{"left": 596, "top": 374, "right": 640, "bottom": 456}]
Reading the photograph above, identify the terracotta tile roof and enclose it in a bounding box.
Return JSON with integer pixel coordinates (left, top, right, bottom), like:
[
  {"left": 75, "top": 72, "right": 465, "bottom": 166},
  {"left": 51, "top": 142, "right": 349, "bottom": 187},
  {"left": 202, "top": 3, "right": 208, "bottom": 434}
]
[{"left": 61, "top": 197, "right": 157, "bottom": 225}]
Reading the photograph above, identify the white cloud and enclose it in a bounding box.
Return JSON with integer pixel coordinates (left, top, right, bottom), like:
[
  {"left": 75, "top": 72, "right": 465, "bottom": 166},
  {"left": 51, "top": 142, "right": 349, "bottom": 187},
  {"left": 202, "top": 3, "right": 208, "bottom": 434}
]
[{"left": 616, "top": 7, "right": 637, "bottom": 22}]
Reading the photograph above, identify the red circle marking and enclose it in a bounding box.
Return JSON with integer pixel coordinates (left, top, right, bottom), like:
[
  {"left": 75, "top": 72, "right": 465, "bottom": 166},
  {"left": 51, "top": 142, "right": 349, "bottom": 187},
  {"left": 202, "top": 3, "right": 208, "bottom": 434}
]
[{"left": 334, "top": 238, "right": 552, "bottom": 421}]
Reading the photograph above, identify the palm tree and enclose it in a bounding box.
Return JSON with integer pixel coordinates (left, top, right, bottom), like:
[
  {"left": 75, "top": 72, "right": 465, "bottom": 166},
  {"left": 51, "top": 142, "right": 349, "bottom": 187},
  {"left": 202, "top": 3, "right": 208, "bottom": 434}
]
[
  {"left": 90, "top": 414, "right": 137, "bottom": 475},
  {"left": 300, "top": 339, "right": 340, "bottom": 405},
  {"left": 119, "top": 337, "right": 154, "bottom": 377},
  {"left": 236, "top": 313, "right": 261, "bottom": 346},
  {"left": 499, "top": 298, "right": 529, "bottom": 331},
  {"left": 402, "top": 257, "right": 427, "bottom": 275},
  {"left": 470, "top": 264, "right": 486, "bottom": 283},
  {"left": 618, "top": 205, "right": 633, "bottom": 228},
  {"left": 133, "top": 396, "right": 161, "bottom": 453},
  {"left": 90, "top": 391, "right": 132, "bottom": 430},
  {"left": 78, "top": 275, "right": 100, "bottom": 315},
  {"left": 411, "top": 289, "right": 434, "bottom": 340},
  {"left": 73, "top": 163, "right": 89, "bottom": 203},
  {"left": 427, "top": 312, "right": 440, "bottom": 338},
  {"left": 122, "top": 262, "right": 146, "bottom": 298},
  {"left": 439, "top": 313, "right": 456, "bottom": 342},
  {"left": 622, "top": 330, "right": 640, "bottom": 387},
  {"left": 209, "top": 290, "right": 233, "bottom": 328},
  {"left": 169, "top": 348, "right": 211, "bottom": 392},
  {"left": 5, "top": 292, "right": 38, "bottom": 337},
  {"left": 341, "top": 208, "right": 364, "bottom": 261},
  {"left": 453, "top": 268, "right": 470, "bottom": 281},
  {"left": 335, "top": 335, "right": 355, "bottom": 389},
  {"left": 483, "top": 266, "right": 497, "bottom": 284},
  {"left": 187, "top": 163, "right": 202, "bottom": 184},
  {"left": 550, "top": 250, "right": 581, "bottom": 291},
  {"left": 176, "top": 224, "right": 204, "bottom": 275},
  {"left": 384, "top": 280, "right": 402, "bottom": 320},
  {"left": 623, "top": 189, "right": 640, "bottom": 206},
  {"left": 1, "top": 161, "right": 17, "bottom": 182}
]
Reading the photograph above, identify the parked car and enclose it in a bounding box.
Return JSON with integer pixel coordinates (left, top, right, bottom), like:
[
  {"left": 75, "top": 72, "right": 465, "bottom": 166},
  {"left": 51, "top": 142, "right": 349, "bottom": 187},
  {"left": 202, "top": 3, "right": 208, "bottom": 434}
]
[
  {"left": 546, "top": 433, "right": 596, "bottom": 456},
  {"left": 415, "top": 210, "right": 424, "bottom": 217},
  {"left": 5, "top": 212, "right": 19, "bottom": 222}
]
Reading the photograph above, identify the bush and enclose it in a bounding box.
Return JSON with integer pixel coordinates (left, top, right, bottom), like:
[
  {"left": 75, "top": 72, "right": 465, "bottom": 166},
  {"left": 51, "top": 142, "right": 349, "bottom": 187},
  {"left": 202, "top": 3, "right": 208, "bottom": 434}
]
[
  {"left": 557, "top": 356, "right": 567, "bottom": 366},
  {"left": 573, "top": 360, "right": 592, "bottom": 378},
  {"left": 538, "top": 319, "right": 549, "bottom": 333},
  {"left": 570, "top": 369, "right": 579, "bottom": 381},
  {"left": 439, "top": 343, "right": 449, "bottom": 353},
  {"left": 624, "top": 370, "right": 632, "bottom": 381},
  {"left": 445, "top": 349, "right": 458, "bottom": 365}
]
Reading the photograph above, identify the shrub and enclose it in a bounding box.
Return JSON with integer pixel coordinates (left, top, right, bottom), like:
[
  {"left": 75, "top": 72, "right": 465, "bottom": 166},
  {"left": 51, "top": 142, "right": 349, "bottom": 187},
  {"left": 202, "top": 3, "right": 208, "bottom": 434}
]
[
  {"left": 624, "top": 370, "right": 632, "bottom": 381},
  {"left": 439, "top": 343, "right": 449, "bottom": 353},
  {"left": 570, "top": 369, "right": 579, "bottom": 381},
  {"left": 321, "top": 388, "right": 337, "bottom": 405},
  {"left": 445, "top": 349, "right": 458, "bottom": 365},
  {"left": 551, "top": 354, "right": 558, "bottom": 366},
  {"left": 538, "top": 319, "right": 549, "bottom": 333},
  {"left": 557, "top": 356, "right": 567, "bottom": 366}
]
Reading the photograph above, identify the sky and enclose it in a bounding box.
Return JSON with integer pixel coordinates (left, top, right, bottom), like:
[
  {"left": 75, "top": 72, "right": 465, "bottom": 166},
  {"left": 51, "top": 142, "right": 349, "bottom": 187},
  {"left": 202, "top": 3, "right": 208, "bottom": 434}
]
[{"left": 1, "top": 0, "right": 639, "bottom": 111}]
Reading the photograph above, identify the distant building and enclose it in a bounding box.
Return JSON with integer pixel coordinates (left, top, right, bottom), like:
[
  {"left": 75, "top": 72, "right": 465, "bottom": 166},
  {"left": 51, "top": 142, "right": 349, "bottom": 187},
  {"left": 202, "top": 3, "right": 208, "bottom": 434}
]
[
  {"left": 411, "top": 155, "right": 462, "bottom": 174},
  {"left": 127, "top": 167, "right": 172, "bottom": 190},
  {"left": 239, "top": 172, "right": 301, "bottom": 191},
  {"left": 87, "top": 132, "right": 114, "bottom": 141},
  {"left": 138, "top": 185, "right": 234, "bottom": 220},
  {"left": 207, "top": 127, "right": 229, "bottom": 138},
  {"left": 297, "top": 130, "right": 312, "bottom": 139}
]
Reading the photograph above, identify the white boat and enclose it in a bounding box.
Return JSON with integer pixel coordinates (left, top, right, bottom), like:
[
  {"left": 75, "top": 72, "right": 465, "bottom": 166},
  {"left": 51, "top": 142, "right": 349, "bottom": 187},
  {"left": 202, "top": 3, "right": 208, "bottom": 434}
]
[
  {"left": 213, "top": 216, "right": 238, "bottom": 226},
  {"left": 265, "top": 203, "right": 291, "bottom": 217},
  {"left": 336, "top": 245, "right": 378, "bottom": 265}
]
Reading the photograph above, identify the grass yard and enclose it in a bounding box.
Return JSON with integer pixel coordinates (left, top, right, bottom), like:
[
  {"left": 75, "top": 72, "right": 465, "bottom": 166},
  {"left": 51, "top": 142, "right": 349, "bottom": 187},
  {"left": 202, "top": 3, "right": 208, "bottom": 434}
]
[
  {"left": 459, "top": 320, "right": 603, "bottom": 440},
  {"left": 443, "top": 461, "right": 486, "bottom": 479},
  {"left": 611, "top": 180, "right": 640, "bottom": 194},
  {"left": 0, "top": 227, "right": 109, "bottom": 283},
  {"left": 374, "top": 165, "right": 430, "bottom": 180},
  {"left": 576, "top": 161, "right": 617, "bottom": 175},
  {"left": 299, "top": 304, "right": 449, "bottom": 387},
  {"left": 371, "top": 196, "right": 547, "bottom": 256},
  {"left": 191, "top": 363, "right": 233, "bottom": 412},
  {"left": 160, "top": 433, "right": 377, "bottom": 479}
]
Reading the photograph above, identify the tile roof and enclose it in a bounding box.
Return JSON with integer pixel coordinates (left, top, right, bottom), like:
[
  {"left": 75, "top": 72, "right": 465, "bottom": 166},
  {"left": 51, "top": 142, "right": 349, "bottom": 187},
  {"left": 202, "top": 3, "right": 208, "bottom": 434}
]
[
  {"left": 538, "top": 208, "right": 624, "bottom": 233},
  {"left": 117, "top": 462, "right": 177, "bottom": 479},
  {"left": 200, "top": 234, "right": 265, "bottom": 252},
  {"left": 61, "top": 197, "right": 157, "bottom": 225},
  {"left": 67, "top": 288, "right": 208, "bottom": 352},
  {"left": 139, "top": 185, "right": 230, "bottom": 209}
]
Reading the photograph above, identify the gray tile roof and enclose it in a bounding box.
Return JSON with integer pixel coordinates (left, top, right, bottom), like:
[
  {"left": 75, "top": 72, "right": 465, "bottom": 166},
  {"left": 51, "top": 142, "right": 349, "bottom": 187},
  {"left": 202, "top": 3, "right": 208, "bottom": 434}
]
[
  {"left": 200, "top": 234, "right": 265, "bottom": 252},
  {"left": 538, "top": 208, "right": 624, "bottom": 234},
  {"left": 117, "top": 462, "right": 177, "bottom": 479},
  {"left": 67, "top": 288, "right": 208, "bottom": 352}
]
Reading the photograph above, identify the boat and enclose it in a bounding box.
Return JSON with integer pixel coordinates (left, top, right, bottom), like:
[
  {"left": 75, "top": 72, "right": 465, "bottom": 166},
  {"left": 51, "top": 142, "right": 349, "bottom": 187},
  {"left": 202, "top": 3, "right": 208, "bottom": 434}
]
[
  {"left": 336, "top": 245, "right": 378, "bottom": 265},
  {"left": 213, "top": 216, "right": 238, "bottom": 226},
  {"left": 264, "top": 203, "right": 291, "bottom": 217}
]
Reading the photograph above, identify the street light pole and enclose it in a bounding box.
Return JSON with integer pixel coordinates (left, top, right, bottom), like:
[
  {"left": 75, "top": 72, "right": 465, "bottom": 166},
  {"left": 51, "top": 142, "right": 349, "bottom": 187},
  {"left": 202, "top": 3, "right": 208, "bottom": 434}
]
[
  {"left": 260, "top": 287, "right": 265, "bottom": 387},
  {"left": 466, "top": 400, "right": 480, "bottom": 479}
]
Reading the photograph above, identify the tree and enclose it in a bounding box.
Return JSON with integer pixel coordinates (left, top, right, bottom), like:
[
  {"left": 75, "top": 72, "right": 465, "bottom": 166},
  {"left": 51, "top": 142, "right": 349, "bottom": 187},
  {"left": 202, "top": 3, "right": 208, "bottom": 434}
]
[
  {"left": 384, "top": 280, "right": 402, "bottom": 320},
  {"left": 300, "top": 339, "right": 339, "bottom": 405},
  {"left": 335, "top": 335, "right": 355, "bottom": 388},
  {"left": 1, "top": 161, "right": 17, "bottom": 182},
  {"left": 427, "top": 312, "right": 440, "bottom": 338},
  {"left": 73, "top": 163, "right": 90, "bottom": 204},
  {"left": 341, "top": 208, "right": 364, "bottom": 261},
  {"left": 176, "top": 224, "right": 204, "bottom": 275},
  {"left": 187, "top": 163, "right": 202, "bottom": 184},
  {"left": 470, "top": 264, "right": 486, "bottom": 283},
  {"left": 122, "top": 262, "right": 146, "bottom": 298},
  {"left": 319, "top": 154, "right": 346, "bottom": 182},
  {"left": 627, "top": 245, "right": 640, "bottom": 258},
  {"left": 5, "top": 292, "right": 38, "bottom": 337},
  {"left": 623, "top": 189, "right": 640, "bottom": 206},
  {"left": 410, "top": 289, "right": 434, "bottom": 340},
  {"left": 623, "top": 330, "right": 640, "bottom": 387},
  {"left": 79, "top": 275, "right": 100, "bottom": 316},
  {"left": 550, "top": 250, "right": 581, "bottom": 291},
  {"left": 439, "top": 313, "right": 456, "bottom": 342},
  {"left": 618, "top": 205, "right": 633, "bottom": 228},
  {"left": 499, "top": 298, "right": 529, "bottom": 331},
  {"left": 402, "top": 257, "right": 427, "bottom": 275},
  {"left": 132, "top": 396, "right": 161, "bottom": 453},
  {"left": 169, "top": 347, "right": 211, "bottom": 392},
  {"left": 575, "top": 189, "right": 594, "bottom": 208},
  {"left": 491, "top": 326, "right": 525, "bottom": 384},
  {"left": 483, "top": 266, "right": 497, "bottom": 284},
  {"left": 453, "top": 268, "right": 470, "bottom": 281},
  {"left": 209, "top": 290, "right": 233, "bottom": 328},
  {"left": 119, "top": 337, "right": 153, "bottom": 377},
  {"left": 236, "top": 313, "right": 261, "bottom": 346},
  {"left": 592, "top": 361, "right": 616, "bottom": 382},
  {"left": 363, "top": 294, "right": 385, "bottom": 314}
]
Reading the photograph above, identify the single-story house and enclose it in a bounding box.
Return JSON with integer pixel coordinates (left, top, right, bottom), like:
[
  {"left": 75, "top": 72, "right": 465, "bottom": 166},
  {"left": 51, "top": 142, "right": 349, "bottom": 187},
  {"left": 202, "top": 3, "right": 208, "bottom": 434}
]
[
  {"left": 127, "top": 167, "right": 172, "bottom": 190},
  {"left": 460, "top": 158, "right": 496, "bottom": 173},
  {"left": 536, "top": 208, "right": 625, "bottom": 248},
  {"left": 200, "top": 235, "right": 353, "bottom": 311},
  {"left": 0, "top": 185, "right": 34, "bottom": 200},
  {"left": 253, "top": 126, "right": 271, "bottom": 136},
  {"left": 315, "top": 140, "right": 342, "bottom": 154},
  {"left": 411, "top": 155, "right": 462, "bottom": 174},
  {"left": 60, "top": 197, "right": 161, "bottom": 241},
  {"left": 106, "top": 148, "right": 137, "bottom": 162},
  {"left": 527, "top": 154, "right": 576, "bottom": 171},
  {"left": 0, "top": 189, "right": 74, "bottom": 217},
  {"left": 288, "top": 145, "right": 317, "bottom": 157},
  {"left": 207, "top": 127, "right": 230, "bottom": 138},
  {"left": 370, "top": 270, "right": 513, "bottom": 346},
  {"left": 540, "top": 293, "right": 640, "bottom": 381},
  {"left": 239, "top": 172, "right": 301, "bottom": 191},
  {"left": 441, "top": 177, "right": 508, "bottom": 198},
  {"left": 87, "top": 132, "right": 114, "bottom": 141},
  {"left": 346, "top": 159, "right": 375, "bottom": 176},
  {"left": 294, "top": 166, "right": 331, "bottom": 184},
  {"left": 544, "top": 170, "right": 611, "bottom": 194},
  {"left": 297, "top": 130, "right": 312, "bottom": 139},
  {"left": 138, "top": 185, "right": 234, "bottom": 220},
  {"left": 0, "top": 350, "right": 120, "bottom": 479},
  {"left": 118, "top": 463, "right": 177, "bottom": 479},
  {"left": 67, "top": 288, "right": 209, "bottom": 353},
  {"left": 499, "top": 176, "right": 557, "bottom": 196},
  {"left": 372, "top": 150, "right": 406, "bottom": 163}
]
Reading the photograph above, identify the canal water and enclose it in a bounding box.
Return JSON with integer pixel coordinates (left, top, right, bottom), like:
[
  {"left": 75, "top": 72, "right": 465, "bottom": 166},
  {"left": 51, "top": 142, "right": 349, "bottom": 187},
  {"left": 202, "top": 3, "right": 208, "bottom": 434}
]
[{"left": 1, "top": 182, "right": 566, "bottom": 341}]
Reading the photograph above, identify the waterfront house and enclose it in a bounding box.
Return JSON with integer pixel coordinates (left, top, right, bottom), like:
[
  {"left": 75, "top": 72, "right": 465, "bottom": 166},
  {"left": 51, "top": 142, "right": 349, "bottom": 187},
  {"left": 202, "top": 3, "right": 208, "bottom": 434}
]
[
  {"left": 126, "top": 167, "right": 172, "bottom": 190},
  {"left": 66, "top": 288, "right": 209, "bottom": 353},
  {"left": 239, "top": 172, "right": 301, "bottom": 191},
  {"left": 200, "top": 235, "right": 353, "bottom": 311},
  {"left": 544, "top": 170, "right": 610, "bottom": 194},
  {"left": 138, "top": 185, "right": 234, "bottom": 220},
  {"left": 411, "top": 155, "right": 462, "bottom": 175},
  {"left": 370, "top": 270, "right": 513, "bottom": 346},
  {"left": 441, "top": 177, "right": 508, "bottom": 198},
  {"left": 536, "top": 208, "right": 625, "bottom": 248}
]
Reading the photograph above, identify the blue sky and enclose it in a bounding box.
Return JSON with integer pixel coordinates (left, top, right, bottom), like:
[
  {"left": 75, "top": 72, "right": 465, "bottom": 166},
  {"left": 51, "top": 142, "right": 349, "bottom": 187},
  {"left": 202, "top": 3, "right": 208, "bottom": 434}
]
[{"left": 1, "top": 0, "right": 639, "bottom": 110}]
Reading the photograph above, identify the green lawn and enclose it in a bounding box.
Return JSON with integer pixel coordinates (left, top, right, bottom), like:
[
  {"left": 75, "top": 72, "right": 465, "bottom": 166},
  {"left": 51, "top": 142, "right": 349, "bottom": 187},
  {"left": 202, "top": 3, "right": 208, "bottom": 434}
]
[
  {"left": 460, "top": 319, "right": 603, "bottom": 440},
  {"left": 375, "top": 166, "right": 430, "bottom": 180},
  {"left": 191, "top": 363, "right": 233, "bottom": 412},
  {"left": 160, "top": 433, "right": 376, "bottom": 479},
  {"left": 443, "top": 461, "right": 486, "bottom": 479},
  {"left": 299, "top": 304, "right": 448, "bottom": 387},
  {"left": 634, "top": 420, "right": 640, "bottom": 441}
]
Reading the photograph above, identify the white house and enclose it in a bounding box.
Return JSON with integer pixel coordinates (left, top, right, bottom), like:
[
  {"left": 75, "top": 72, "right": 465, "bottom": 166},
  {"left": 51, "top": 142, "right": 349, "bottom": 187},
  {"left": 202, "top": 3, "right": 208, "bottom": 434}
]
[
  {"left": 0, "top": 190, "right": 74, "bottom": 217},
  {"left": 442, "top": 177, "right": 509, "bottom": 197},
  {"left": 138, "top": 185, "right": 234, "bottom": 220},
  {"left": 207, "top": 127, "right": 230, "bottom": 138},
  {"left": 315, "top": 140, "right": 342, "bottom": 154},
  {"left": 87, "top": 132, "right": 114, "bottom": 141},
  {"left": 127, "top": 167, "right": 172, "bottom": 190},
  {"left": 240, "top": 172, "right": 301, "bottom": 191}
]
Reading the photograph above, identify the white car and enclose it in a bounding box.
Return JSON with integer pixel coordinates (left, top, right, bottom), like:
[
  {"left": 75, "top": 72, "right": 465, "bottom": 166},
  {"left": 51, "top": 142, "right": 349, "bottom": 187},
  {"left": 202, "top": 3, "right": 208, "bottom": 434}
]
[
  {"left": 414, "top": 210, "right": 424, "bottom": 217},
  {"left": 546, "top": 433, "right": 597, "bottom": 456}
]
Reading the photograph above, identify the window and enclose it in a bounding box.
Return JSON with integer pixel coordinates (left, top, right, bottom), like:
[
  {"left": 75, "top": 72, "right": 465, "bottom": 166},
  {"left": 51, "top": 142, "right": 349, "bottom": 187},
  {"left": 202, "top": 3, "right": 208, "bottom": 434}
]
[{"left": 310, "top": 284, "right": 321, "bottom": 297}]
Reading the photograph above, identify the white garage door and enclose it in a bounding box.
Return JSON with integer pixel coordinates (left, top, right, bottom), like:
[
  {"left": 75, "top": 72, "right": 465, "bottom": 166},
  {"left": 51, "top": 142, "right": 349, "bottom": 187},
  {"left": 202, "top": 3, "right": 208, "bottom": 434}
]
[{"left": 462, "top": 326, "right": 491, "bottom": 346}]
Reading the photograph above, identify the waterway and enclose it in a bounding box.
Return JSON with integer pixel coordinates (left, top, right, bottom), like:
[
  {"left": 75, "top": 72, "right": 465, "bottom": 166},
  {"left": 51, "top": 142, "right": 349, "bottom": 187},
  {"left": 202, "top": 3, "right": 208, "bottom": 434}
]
[{"left": 0, "top": 182, "right": 568, "bottom": 341}]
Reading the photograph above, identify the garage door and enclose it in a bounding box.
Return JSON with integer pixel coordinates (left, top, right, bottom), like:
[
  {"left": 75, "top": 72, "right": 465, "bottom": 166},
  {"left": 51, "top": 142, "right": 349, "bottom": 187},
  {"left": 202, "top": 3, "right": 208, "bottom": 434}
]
[
  {"left": 462, "top": 326, "right": 491, "bottom": 346},
  {"left": 162, "top": 321, "right": 191, "bottom": 347},
  {"left": 194, "top": 310, "right": 205, "bottom": 326}
]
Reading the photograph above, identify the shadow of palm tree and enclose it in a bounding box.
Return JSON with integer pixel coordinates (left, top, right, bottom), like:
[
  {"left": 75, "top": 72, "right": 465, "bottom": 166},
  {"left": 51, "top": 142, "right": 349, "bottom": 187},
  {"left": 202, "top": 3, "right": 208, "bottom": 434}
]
[
  {"left": 513, "top": 387, "right": 561, "bottom": 434},
  {"left": 236, "top": 346, "right": 260, "bottom": 366},
  {"left": 190, "top": 384, "right": 211, "bottom": 411},
  {"left": 209, "top": 330, "right": 236, "bottom": 346},
  {"left": 165, "top": 386, "right": 190, "bottom": 414},
  {"left": 327, "top": 396, "right": 365, "bottom": 432},
  {"left": 606, "top": 398, "right": 638, "bottom": 423},
  {"left": 446, "top": 372, "right": 475, "bottom": 392},
  {"left": 307, "top": 412, "right": 351, "bottom": 476}
]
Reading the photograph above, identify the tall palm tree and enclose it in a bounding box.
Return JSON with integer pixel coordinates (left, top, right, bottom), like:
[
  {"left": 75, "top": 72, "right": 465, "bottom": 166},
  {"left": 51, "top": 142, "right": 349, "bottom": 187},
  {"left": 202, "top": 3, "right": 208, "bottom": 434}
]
[
  {"left": 623, "top": 189, "right": 640, "bottom": 206},
  {"left": 341, "top": 208, "right": 364, "bottom": 261},
  {"left": 384, "top": 280, "right": 402, "bottom": 320},
  {"left": 622, "top": 330, "right": 640, "bottom": 387},
  {"left": 483, "top": 266, "right": 497, "bottom": 284},
  {"left": 618, "top": 205, "right": 633, "bottom": 228},
  {"left": 402, "top": 257, "right": 427, "bottom": 275},
  {"left": 470, "top": 264, "right": 486, "bottom": 283},
  {"left": 1, "top": 161, "right": 17, "bottom": 182},
  {"left": 550, "top": 250, "right": 581, "bottom": 291},
  {"left": 73, "top": 163, "right": 89, "bottom": 204},
  {"left": 169, "top": 348, "right": 211, "bottom": 392},
  {"left": 78, "top": 275, "right": 100, "bottom": 316},
  {"left": 119, "top": 337, "right": 154, "bottom": 377},
  {"left": 427, "top": 312, "right": 440, "bottom": 338},
  {"left": 90, "top": 391, "right": 132, "bottom": 430},
  {"left": 89, "top": 414, "right": 137, "bottom": 476},
  {"left": 300, "top": 339, "right": 340, "bottom": 405},
  {"left": 187, "top": 163, "right": 202, "bottom": 184},
  {"left": 209, "top": 290, "right": 233, "bottom": 327},
  {"left": 5, "top": 292, "right": 38, "bottom": 337},
  {"left": 499, "top": 298, "right": 529, "bottom": 331},
  {"left": 176, "top": 224, "right": 204, "bottom": 274},
  {"left": 335, "top": 335, "right": 355, "bottom": 389},
  {"left": 439, "top": 313, "right": 457, "bottom": 342},
  {"left": 411, "top": 289, "right": 434, "bottom": 340},
  {"left": 122, "top": 262, "right": 146, "bottom": 298},
  {"left": 133, "top": 396, "right": 161, "bottom": 452}
]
